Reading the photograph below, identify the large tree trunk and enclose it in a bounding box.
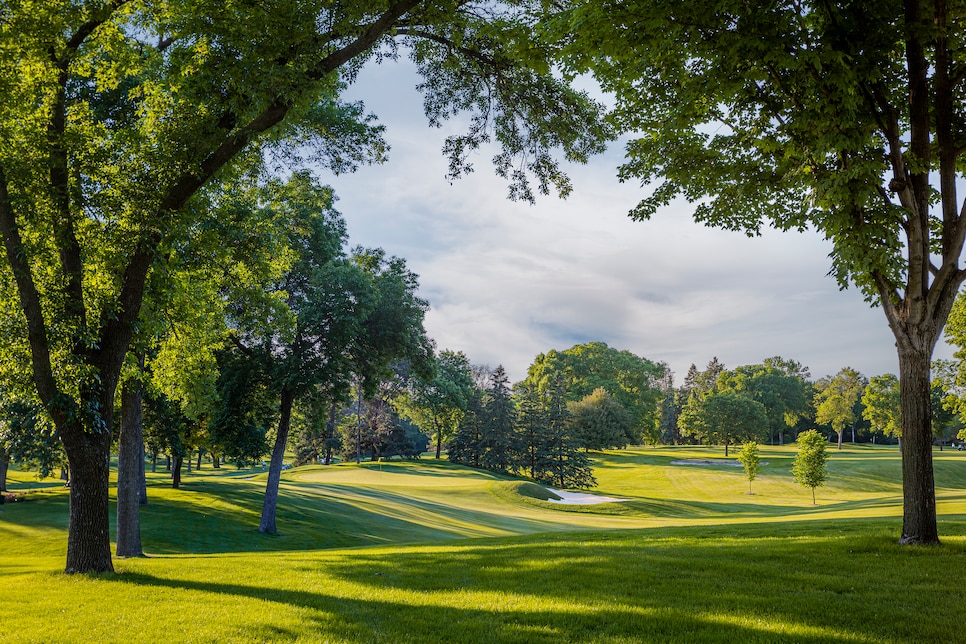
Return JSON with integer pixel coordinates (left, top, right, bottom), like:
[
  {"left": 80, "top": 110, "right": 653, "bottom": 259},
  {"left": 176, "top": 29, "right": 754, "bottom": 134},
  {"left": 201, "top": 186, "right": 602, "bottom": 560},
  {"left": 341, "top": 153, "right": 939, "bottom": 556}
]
[
  {"left": 897, "top": 345, "right": 939, "bottom": 545},
  {"left": 116, "top": 378, "right": 144, "bottom": 557},
  {"left": 61, "top": 424, "right": 114, "bottom": 574},
  {"left": 0, "top": 449, "right": 8, "bottom": 492},
  {"left": 139, "top": 438, "right": 148, "bottom": 506},
  {"left": 172, "top": 455, "right": 182, "bottom": 489},
  {"left": 260, "top": 388, "right": 295, "bottom": 534}
]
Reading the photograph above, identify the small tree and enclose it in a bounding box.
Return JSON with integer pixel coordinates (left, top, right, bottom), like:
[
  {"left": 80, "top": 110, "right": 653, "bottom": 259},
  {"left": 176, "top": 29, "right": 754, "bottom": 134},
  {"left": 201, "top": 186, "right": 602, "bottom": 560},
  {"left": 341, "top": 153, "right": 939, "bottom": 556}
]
[
  {"left": 736, "top": 441, "right": 761, "bottom": 495},
  {"left": 793, "top": 430, "right": 828, "bottom": 505}
]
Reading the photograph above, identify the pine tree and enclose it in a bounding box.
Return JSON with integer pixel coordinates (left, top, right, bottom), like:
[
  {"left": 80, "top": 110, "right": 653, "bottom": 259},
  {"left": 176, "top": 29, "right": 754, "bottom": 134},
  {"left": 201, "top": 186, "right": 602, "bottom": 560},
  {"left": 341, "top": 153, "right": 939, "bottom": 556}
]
[{"left": 480, "top": 366, "right": 516, "bottom": 472}]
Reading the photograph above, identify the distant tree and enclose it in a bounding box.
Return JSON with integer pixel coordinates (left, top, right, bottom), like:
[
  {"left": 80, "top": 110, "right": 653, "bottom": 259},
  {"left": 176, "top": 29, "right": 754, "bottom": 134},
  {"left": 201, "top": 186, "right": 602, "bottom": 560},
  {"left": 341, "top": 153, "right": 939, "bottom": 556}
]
[
  {"left": 512, "top": 383, "right": 549, "bottom": 481},
  {"left": 522, "top": 342, "right": 664, "bottom": 444},
  {"left": 396, "top": 350, "right": 474, "bottom": 460},
  {"left": 543, "top": 374, "right": 595, "bottom": 489},
  {"left": 793, "top": 429, "right": 829, "bottom": 505},
  {"left": 718, "top": 359, "right": 810, "bottom": 445},
  {"left": 449, "top": 384, "right": 485, "bottom": 468},
  {"left": 863, "top": 374, "right": 902, "bottom": 447},
  {"left": 568, "top": 387, "right": 636, "bottom": 451},
  {"left": 0, "top": 398, "right": 62, "bottom": 491},
  {"left": 678, "top": 358, "right": 727, "bottom": 443},
  {"left": 736, "top": 441, "right": 761, "bottom": 495},
  {"left": 479, "top": 366, "right": 516, "bottom": 473},
  {"left": 679, "top": 391, "right": 768, "bottom": 456},
  {"left": 815, "top": 368, "right": 866, "bottom": 450},
  {"left": 656, "top": 365, "right": 682, "bottom": 444}
]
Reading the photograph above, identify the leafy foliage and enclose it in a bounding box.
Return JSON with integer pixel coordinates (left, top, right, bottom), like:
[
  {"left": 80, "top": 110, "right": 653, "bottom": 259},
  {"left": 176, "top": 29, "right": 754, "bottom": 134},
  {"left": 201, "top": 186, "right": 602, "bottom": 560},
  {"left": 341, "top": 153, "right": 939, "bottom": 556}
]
[
  {"left": 522, "top": 342, "right": 664, "bottom": 444},
  {"left": 793, "top": 429, "right": 829, "bottom": 504},
  {"left": 679, "top": 391, "right": 768, "bottom": 456},
  {"left": 736, "top": 441, "right": 761, "bottom": 494}
]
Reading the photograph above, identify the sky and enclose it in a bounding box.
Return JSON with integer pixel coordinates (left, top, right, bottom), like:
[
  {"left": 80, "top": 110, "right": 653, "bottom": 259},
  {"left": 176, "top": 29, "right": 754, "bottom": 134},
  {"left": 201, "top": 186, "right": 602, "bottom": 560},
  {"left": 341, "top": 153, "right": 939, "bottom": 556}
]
[{"left": 320, "top": 58, "right": 957, "bottom": 385}]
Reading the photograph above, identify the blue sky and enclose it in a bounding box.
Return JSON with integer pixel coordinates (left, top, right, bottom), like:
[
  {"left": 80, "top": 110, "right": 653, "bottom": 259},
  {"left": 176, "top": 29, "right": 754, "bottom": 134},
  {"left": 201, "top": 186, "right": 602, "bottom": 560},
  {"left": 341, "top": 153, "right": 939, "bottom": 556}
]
[{"left": 323, "top": 58, "right": 955, "bottom": 385}]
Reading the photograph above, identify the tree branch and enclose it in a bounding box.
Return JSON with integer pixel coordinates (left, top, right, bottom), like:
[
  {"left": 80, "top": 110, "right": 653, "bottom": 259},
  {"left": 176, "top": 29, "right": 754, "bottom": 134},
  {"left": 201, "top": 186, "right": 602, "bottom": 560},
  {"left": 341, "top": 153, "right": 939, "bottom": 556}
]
[{"left": 0, "top": 166, "right": 62, "bottom": 416}]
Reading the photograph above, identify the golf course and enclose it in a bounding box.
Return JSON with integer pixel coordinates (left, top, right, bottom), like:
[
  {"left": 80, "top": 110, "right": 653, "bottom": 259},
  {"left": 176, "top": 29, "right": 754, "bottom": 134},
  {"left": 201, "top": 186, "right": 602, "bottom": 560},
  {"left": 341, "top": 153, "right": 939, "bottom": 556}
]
[{"left": 2, "top": 444, "right": 966, "bottom": 643}]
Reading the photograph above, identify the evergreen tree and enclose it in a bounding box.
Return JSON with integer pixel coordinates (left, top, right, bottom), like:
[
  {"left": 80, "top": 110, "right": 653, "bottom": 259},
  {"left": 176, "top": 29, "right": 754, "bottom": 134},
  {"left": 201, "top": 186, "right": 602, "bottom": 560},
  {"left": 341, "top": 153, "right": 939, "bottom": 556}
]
[
  {"left": 512, "top": 384, "right": 549, "bottom": 481},
  {"left": 543, "top": 374, "right": 595, "bottom": 489},
  {"left": 480, "top": 366, "right": 516, "bottom": 473}
]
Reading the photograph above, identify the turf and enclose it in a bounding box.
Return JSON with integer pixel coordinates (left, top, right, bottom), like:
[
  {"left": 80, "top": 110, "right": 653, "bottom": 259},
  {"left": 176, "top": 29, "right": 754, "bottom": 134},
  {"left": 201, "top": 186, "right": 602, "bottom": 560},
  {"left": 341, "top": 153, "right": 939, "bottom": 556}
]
[{"left": 2, "top": 444, "right": 965, "bottom": 642}]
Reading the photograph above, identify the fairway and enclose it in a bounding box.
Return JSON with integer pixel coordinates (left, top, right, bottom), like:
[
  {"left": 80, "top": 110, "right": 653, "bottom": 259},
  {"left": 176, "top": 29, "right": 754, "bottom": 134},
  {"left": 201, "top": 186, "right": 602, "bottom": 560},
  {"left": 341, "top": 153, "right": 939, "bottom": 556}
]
[{"left": 3, "top": 445, "right": 966, "bottom": 642}]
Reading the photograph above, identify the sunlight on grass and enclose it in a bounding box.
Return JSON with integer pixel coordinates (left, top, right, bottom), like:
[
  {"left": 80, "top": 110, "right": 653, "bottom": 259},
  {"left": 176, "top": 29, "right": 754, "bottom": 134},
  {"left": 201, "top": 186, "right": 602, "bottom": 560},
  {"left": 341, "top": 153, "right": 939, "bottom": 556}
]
[{"left": 3, "top": 445, "right": 966, "bottom": 641}]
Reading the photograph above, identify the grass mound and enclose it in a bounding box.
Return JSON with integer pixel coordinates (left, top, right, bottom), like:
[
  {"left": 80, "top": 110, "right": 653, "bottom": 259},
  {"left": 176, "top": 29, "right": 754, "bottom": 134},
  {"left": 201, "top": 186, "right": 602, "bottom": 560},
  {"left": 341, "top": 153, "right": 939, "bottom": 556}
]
[{"left": 513, "top": 481, "right": 562, "bottom": 501}]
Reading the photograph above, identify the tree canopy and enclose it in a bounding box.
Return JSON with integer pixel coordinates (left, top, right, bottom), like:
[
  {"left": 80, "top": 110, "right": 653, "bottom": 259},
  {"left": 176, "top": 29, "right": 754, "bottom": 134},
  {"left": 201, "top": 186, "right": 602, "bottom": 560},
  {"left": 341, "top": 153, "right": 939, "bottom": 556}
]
[
  {"left": 521, "top": 342, "right": 664, "bottom": 444},
  {"left": 679, "top": 390, "right": 768, "bottom": 457}
]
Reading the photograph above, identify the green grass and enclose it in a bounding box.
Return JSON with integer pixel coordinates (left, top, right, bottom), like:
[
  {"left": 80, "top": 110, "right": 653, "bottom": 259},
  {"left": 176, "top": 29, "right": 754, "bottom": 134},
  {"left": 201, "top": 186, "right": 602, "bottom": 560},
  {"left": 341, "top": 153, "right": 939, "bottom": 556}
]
[{"left": 2, "top": 444, "right": 966, "bottom": 642}]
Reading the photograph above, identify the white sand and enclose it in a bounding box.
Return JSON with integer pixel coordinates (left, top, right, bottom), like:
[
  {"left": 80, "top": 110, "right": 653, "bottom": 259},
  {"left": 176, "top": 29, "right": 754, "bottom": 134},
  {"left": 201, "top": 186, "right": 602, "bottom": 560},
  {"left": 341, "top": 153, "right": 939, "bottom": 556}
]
[{"left": 545, "top": 488, "right": 629, "bottom": 504}]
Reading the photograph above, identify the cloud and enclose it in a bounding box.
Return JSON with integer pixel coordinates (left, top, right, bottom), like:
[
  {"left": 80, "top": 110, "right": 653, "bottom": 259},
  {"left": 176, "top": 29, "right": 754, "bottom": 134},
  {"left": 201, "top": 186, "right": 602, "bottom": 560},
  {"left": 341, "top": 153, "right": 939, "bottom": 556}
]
[{"left": 324, "top": 58, "right": 954, "bottom": 385}]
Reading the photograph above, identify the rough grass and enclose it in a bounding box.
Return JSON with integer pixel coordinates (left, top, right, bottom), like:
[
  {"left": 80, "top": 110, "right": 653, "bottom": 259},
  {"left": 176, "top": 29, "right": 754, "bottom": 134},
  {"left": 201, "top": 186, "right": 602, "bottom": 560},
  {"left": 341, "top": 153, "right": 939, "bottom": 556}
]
[{"left": 2, "top": 444, "right": 966, "bottom": 642}]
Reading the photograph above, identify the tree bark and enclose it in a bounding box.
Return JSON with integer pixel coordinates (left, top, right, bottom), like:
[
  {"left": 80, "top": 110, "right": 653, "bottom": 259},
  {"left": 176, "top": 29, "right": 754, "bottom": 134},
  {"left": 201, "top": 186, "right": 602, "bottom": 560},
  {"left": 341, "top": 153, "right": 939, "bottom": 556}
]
[
  {"left": 0, "top": 449, "right": 8, "bottom": 492},
  {"left": 260, "top": 387, "right": 295, "bottom": 534},
  {"left": 897, "top": 345, "right": 939, "bottom": 544},
  {"left": 139, "top": 438, "right": 148, "bottom": 506},
  {"left": 61, "top": 424, "right": 114, "bottom": 574},
  {"left": 172, "top": 455, "right": 182, "bottom": 489},
  {"left": 116, "top": 377, "right": 144, "bottom": 557}
]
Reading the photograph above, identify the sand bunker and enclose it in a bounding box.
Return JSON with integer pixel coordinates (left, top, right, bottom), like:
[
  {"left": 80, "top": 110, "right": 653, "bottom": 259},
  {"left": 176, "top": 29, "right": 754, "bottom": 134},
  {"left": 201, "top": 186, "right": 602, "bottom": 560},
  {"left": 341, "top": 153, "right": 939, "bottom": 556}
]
[
  {"left": 545, "top": 488, "right": 629, "bottom": 504},
  {"left": 671, "top": 459, "right": 767, "bottom": 467}
]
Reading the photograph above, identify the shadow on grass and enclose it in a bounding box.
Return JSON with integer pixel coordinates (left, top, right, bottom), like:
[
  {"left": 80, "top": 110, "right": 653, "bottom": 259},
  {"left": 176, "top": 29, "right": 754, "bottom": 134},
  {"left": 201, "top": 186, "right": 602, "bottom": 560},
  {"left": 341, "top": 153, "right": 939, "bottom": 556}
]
[
  {"left": 138, "top": 478, "right": 570, "bottom": 555},
  {"left": 106, "top": 517, "right": 966, "bottom": 643}
]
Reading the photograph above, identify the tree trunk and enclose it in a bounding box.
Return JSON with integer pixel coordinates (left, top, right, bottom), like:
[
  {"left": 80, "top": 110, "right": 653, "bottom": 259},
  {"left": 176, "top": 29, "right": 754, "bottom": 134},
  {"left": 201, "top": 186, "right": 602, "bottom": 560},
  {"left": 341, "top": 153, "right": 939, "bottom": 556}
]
[
  {"left": 172, "top": 455, "right": 182, "bottom": 489},
  {"left": 0, "top": 449, "right": 8, "bottom": 492},
  {"left": 197, "top": 449, "right": 203, "bottom": 470},
  {"left": 837, "top": 429, "right": 843, "bottom": 451},
  {"left": 724, "top": 439, "right": 729, "bottom": 457},
  {"left": 116, "top": 378, "right": 144, "bottom": 557},
  {"left": 151, "top": 452, "right": 157, "bottom": 473},
  {"left": 897, "top": 346, "right": 939, "bottom": 544},
  {"left": 435, "top": 417, "right": 443, "bottom": 459},
  {"left": 139, "top": 438, "right": 148, "bottom": 506},
  {"left": 260, "top": 388, "right": 295, "bottom": 534},
  {"left": 61, "top": 424, "right": 114, "bottom": 574},
  {"left": 213, "top": 454, "right": 220, "bottom": 469}
]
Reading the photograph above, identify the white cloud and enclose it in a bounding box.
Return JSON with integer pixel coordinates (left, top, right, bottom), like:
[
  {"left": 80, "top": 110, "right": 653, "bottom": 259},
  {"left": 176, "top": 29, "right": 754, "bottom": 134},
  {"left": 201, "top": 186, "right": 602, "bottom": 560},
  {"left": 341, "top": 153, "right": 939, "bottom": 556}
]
[{"left": 323, "top": 58, "right": 954, "bottom": 385}]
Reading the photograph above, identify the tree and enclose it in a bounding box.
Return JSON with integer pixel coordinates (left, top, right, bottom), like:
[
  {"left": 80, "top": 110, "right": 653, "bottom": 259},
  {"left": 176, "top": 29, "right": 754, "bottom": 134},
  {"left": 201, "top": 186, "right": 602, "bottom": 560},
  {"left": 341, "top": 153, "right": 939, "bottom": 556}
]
[
  {"left": 656, "top": 365, "right": 682, "bottom": 444},
  {"left": 736, "top": 441, "right": 761, "bottom": 495},
  {"left": 815, "top": 368, "right": 866, "bottom": 450},
  {"left": 568, "top": 387, "right": 636, "bottom": 451},
  {"left": 863, "top": 374, "right": 902, "bottom": 445},
  {"left": 553, "top": 0, "right": 966, "bottom": 543},
  {"left": 396, "top": 350, "right": 474, "bottom": 460},
  {"left": 793, "top": 429, "right": 829, "bottom": 505},
  {"left": 718, "top": 359, "right": 810, "bottom": 445},
  {"left": 679, "top": 391, "right": 768, "bottom": 456},
  {"left": 543, "top": 373, "right": 595, "bottom": 489},
  {"left": 1, "top": 0, "right": 607, "bottom": 573},
  {"left": 522, "top": 342, "right": 664, "bottom": 444},
  {"left": 479, "top": 365, "right": 517, "bottom": 473}
]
